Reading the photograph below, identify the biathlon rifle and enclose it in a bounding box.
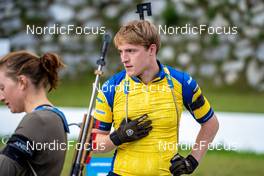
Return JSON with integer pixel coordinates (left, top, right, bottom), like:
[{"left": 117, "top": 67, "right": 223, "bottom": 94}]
[{"left": 70, "top": 33, "right": 111, "bottom": 176}]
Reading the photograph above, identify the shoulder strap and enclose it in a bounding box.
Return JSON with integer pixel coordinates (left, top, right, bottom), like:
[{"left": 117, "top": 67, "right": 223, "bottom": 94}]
[
  {"left": 163, "top": 66, "right": 174, "bottom": 89},
  {"left": 163, "top": 66, "right": 180, "bottom": 144},
  {"left": 124, "top": 74, "right": 130, "bottom": 122},
  {"left": 34, "top": 105, "right": 70, "bottom": 133}
]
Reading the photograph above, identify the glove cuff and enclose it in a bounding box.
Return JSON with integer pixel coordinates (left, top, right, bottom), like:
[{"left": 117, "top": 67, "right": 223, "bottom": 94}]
[
  {"left": 110, "top": 131, "right": 122, "bottom": 146},
  {"left": 186, "top": 155, "right": 199, "bottom": 169}
]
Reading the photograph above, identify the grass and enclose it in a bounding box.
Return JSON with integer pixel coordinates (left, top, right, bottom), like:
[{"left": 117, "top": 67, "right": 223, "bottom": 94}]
[
  {"left": 48, "top": 81, "right": 92, "bottom": 107},
  {"left": 201, "top": 83, "right": 264, "bottom": 113},
  {"left": 60, "top": 146, "right": 264, "bottom": 176},
  {"left": 195, "top": 150, "right": 264, "bottom": 176},
  {"left": 204, "top": 90, "right": 264, "bottom": 113},
  {"left": 47, "top": 72, "right": 95, "bottom": 107},
  {"left": 177, "top": 149, "right": 264, "bottom": 176}
]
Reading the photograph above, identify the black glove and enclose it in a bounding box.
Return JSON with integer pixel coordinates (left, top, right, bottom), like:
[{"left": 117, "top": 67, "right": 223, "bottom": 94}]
[
  {"left": 110, "top": 114, "right": 152, "bottom": 146},
  {"left": 169, "top": 153, "right": 199, "bottom": 176}
]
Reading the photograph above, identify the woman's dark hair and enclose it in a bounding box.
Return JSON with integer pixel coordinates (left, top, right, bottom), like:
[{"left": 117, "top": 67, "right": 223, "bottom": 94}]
[{"left": 0, "top": 50, "right": 65, "bottom": 92}]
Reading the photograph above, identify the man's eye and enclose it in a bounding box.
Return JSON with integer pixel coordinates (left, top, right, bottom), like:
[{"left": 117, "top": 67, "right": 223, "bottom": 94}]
[{"left": 128, "top": 49, "right": 135, "bottom": 53}]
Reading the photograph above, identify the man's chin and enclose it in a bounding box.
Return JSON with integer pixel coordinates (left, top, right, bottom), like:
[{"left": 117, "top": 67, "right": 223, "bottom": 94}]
[
  {"left": 126, "top": 71, "right": 133, "bottom": 77},
  {"left": 126, "top": 70, "right": 137, "bottom": 77}
]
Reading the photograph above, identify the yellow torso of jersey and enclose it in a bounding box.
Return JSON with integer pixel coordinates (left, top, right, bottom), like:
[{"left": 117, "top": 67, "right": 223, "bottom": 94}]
[
  {"left": 113, "top": 76, "right": 183, "bottom": 151},
  {"left": 113, "top": 77, "right": 182, "bottom": 175}
]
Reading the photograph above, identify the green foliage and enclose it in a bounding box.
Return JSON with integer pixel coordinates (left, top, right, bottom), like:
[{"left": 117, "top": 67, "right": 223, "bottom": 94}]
[{"left": 162, "top": 1, "right": 181, "bottom": 26}]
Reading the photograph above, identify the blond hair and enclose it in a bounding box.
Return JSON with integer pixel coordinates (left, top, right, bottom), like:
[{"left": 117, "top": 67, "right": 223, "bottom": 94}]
[{"left": 114, "top": 20, "right": 160, "bottom": 53}]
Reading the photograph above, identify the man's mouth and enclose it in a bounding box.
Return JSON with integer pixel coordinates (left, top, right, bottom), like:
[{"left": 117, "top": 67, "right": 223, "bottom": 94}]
[{"left": 125, "top": 65, "right": 133, "bottom": 69}]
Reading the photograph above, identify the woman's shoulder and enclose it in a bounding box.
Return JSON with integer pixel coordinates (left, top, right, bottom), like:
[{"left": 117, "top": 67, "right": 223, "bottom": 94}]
[
  {"left": 16, "top": 110, "right": 62, "bottom": 133},
  {"left": 21, "top": 110, "right": 60, "bottom": 126},
  {"left": 15, "top": 110, "right": 66, "bottom": 142}
]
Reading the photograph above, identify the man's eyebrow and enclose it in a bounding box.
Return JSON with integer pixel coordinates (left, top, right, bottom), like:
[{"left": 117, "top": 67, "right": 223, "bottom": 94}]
[
  {"left": 118, "top": 48, "right": 138, "bottom": 52},
  {"left": 124, "top": 48, "right": 137, "bottom": 51}
]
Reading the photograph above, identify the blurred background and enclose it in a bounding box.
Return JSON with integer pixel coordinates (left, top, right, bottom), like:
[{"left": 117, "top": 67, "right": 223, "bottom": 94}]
[{"left": 0, "top": 0, "right": 264, "bottom": 176}]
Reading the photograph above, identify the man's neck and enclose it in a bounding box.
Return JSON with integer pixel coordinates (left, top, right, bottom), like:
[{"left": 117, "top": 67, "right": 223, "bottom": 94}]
[{"left": 138, "top": 60, "right": 160, "bottom": 84}]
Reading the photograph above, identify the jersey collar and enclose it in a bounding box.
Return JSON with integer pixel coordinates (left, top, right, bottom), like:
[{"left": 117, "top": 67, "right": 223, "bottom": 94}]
[{"left": 130, "top": 60, "right": 166, "bottom": 83}]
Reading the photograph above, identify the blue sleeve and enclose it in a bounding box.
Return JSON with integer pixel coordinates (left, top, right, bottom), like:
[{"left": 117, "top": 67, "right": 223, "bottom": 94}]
[{"left": 182, "top": 72, "right": 214, "bottom": 123}]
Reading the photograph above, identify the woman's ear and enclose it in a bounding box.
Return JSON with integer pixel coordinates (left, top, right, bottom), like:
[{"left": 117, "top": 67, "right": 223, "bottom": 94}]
[{"left": 17, "top": 75, "right": 28, "bottom": 90}]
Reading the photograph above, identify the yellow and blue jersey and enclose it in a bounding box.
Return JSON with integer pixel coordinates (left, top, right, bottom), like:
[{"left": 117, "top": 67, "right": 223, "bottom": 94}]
[{"left": 94, "top": 61, "right": 214, "bottom": 176}]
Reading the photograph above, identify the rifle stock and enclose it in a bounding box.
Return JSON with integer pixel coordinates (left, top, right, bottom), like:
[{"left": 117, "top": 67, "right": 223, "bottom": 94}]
[
  {"left": 80, "top": 115, "right": 94, "bottom": 165},
  {"left": 70, "top": 114, "right": 86, "bottom": 176}
]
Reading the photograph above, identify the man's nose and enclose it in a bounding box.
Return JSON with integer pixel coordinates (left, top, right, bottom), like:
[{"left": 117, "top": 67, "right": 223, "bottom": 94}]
[{"left": 121, "top": 52, "right": 129, "bottom": 63}]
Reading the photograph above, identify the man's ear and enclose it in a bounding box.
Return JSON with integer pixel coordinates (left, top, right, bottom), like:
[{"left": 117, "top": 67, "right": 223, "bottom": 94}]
[
  {"left": 17, "top": 75, "right": 28, "bottom": 90},
  {"left": 148, "top": 44, "right": 157, "bottom": 56}
]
